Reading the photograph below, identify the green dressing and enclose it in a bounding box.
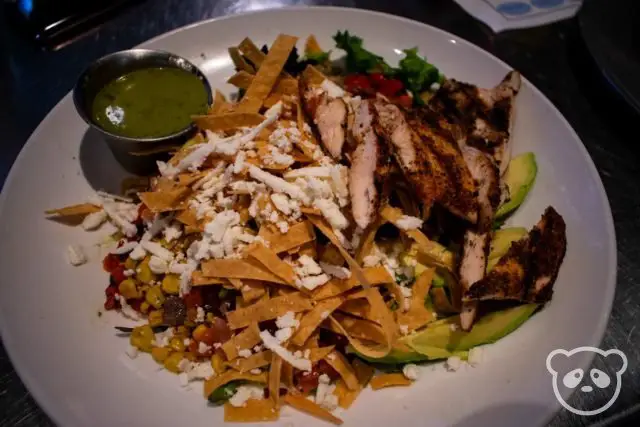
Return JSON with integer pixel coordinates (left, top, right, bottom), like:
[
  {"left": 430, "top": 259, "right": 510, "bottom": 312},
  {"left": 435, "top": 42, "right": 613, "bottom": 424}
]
[{"left": 92, "top": 67, "right": 208, "bottom": 138}]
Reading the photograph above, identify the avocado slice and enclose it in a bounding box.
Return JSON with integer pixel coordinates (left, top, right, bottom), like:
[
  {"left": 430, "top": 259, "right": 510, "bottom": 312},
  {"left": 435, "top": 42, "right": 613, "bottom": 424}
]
[
  {"left": 354, "top": 304, "right": 539, "bottom": 364},
  {"left": 487, "top": 227, "right": 528, "bottom": 271},
  {"left": 495, "top": 153, "right": 537, "bottom": 219},
  {"left": 408, "top": 304, "right": 539, "bottom": 354}
]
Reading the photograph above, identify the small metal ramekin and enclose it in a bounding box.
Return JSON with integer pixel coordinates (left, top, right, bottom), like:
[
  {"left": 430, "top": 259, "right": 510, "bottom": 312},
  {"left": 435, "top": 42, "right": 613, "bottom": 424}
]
[{"left": 73, "top": 49, "right": 212, "bottom": 175}]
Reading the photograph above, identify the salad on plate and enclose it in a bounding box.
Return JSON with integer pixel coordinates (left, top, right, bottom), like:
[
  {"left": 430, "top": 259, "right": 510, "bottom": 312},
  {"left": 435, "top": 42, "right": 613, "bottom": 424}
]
[{"left": 46, "top": 32, "right": 567, "bottom": 424}]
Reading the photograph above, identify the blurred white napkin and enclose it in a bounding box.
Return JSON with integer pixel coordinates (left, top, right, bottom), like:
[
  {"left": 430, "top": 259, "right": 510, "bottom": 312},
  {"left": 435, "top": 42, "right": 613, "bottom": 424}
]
[{"left": 453, "top": 0, "right": 583, "bottom": 32}]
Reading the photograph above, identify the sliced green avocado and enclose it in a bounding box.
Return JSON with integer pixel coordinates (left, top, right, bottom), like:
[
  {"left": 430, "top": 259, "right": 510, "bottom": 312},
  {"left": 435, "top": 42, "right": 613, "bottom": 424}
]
[
  {"left": 487, "top": 227, "right": 528, "bottom": 271},
  {"left": 408, "top": 304, "right": 539, "bottom": 354},
  {"left": 495, "top": 153, "right": 537, "bottom": 219}
]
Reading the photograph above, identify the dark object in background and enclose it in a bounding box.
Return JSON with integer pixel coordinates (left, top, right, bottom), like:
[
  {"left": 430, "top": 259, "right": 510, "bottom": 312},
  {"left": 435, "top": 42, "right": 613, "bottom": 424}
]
[{"left": 4, "top": 0, "right": 143, "bottom": 50}]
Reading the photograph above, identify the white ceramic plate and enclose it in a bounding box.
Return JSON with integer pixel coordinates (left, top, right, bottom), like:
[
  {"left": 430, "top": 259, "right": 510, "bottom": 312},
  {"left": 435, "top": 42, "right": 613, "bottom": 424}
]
[{"left": 0, "top": 7, "right": 616, "bottom": 427}]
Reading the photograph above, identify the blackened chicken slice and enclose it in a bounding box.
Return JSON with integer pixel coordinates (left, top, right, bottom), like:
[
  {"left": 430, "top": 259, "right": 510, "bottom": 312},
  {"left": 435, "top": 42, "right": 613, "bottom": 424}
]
[
  {"left": 429, "top": 71, "right": 521, "bottom": 175},
  {"left": 300, "top": 77, "right": 348, "bottom": 159},
  {"left": 463, "top": 206, "right": 567, "bottom": 303}
]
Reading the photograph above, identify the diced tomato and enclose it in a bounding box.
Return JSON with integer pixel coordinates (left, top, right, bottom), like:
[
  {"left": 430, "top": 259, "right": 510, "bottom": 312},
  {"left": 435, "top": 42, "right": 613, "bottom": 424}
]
[
  {"left": 395, "top": 94, "right": 413, "bottom": 108},
  {"left": 184, "top": 288, "right": 203, "bottom": 309},
  {"left": 201, "top": 317, "right": 232, "bottom": 345},
  {"left": 138, "top": 204, "right": 154, "bottom": 223},
  {"left": 378, "top": 78, "right": 404, "bottom": 97},
  {"left": 104, "top": 294, "right": 118, "bottom": 310},
  {"left": 344, "top": 74, "right": 372, "bottom": 93},
  {"left": 368, "top": 72, "right": 385, "bottom": 87},
  {"left": 105, "top": 285, "right": 118, "bottom": 298},
  {"left": 129, "top": 298, "right": 143, "bottom": 312},
  {"left": 102, "top": 254, "right": 120, "bottom": 273},
  {"left": 110, "top": 265, "right": 127, "bottom": 285},
  {"left": 296, "top": 370, "right": 320, "bottom": 394}
]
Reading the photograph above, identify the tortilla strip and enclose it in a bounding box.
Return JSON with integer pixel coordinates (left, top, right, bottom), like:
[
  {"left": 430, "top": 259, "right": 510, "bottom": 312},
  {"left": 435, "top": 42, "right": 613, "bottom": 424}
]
[
  {"left": 173, "top": 207, "right": 198, "bottom": 227},
  {"left": 306, "top": 215, "right": 376, "bottom": 294},
  {"left": 226, "top": 293, "right": 312, "bottom": 330},
  {"left": 311, "top": 266, "right": 393, "bottom": 300},
  {"left": 396, "top": 268, "right": 435, "bottom": 332},
  {"left": 324, "top": 350, "right": 359, "bottom": 391},
  {"left": 236, "top": 34, "right": 299, "bottom": 114},
  {"left": 247, "top": 242, "right": 297, "bottom": 285},
  {"left": 370, "top": 373, "right": 412, "bottom": 390},
  {"left": 138, "top": 188, "right": 190, "bottom": 213},
  {"left": 284, "top": 393, "right": 343, "bottom": 426},
  {"left": 282, "top": 363, "right": 294, "bottom": 388},
  {"left": 305, "top": 35, "right": 323, "bottom": 54},
  {"left": 229, "top": 71, "right": 298, "bottom": 96},
  {"left": 221, "top": 323, "right": 262, "bottom": 360},
  {"left": 45, "top": 203, "right": 101, "bottom": 217},
  {"left": 380, "top": 205, "right": 454, "bottom": 270},
  {"left": 224, "top": 399, "right": 279, "bottom": 422},
  {"left": 335, "top": 358, "right": 375, "bottom": 409},
  {"left": 240, "top": 280, "right": 267, "bottom": 303},
  {"left": 326, "top": 314, "right": 386, "bottom": 345},
  {"left": 307, "top": 345, "right": 336, "bottom": 363},
  {"left": 191, "top": 271, "right": 225, "bottom": 286},
  {"left": 261, "top": 221, "right": 316, "bottom": 253},
  {"left": 209, "top": 90, "right": 231, "bottom": 115},
  {"left": 269, "top": 354, "right": 283, "bottom": 408},
  {"left": 227, "top": 70, "right": 254, "bottom": 89},
  {"left": 228, "top": 46, "right": 255, "bottom": 74},
  {"left": 338, "top": 299, "right": 372, "bottom": 320},
  {"left": 291, "top": 296, "right": 343, "bottom": 347},
  {"left": 301, "top": 64, "right": 328, "bottom": 86},
  {"left": 228, "top": 350, "right": 272, "bottom": 373},
  {"left": 356, "top": 218, "right": 384, "bottom": 264},
  {"left": 238, "top": 37, "right": 267, "bottom": 69},
  {"left": 203, "top": 370, "right": 267, "bottom": 399},
  {"left": 201, "top": 258, "right": 287, "bottom": 284},
  {"left": 296, "top": 241, "right": 317, "bottom": 258},
  {"left": 192, "top": 113, "right": 265, "bottom": 132},
  {"left": 431, "top": 287, "right": 458, "bottom": 314}
]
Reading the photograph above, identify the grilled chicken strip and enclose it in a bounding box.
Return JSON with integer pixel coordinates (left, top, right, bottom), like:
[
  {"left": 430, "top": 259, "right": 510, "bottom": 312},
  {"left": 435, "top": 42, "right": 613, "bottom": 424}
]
[
  {"left": 412, "top": 108, "right": 478, "bottom": 223},
  {"left": 349, "top": 99, "right": 383, "bottom": 230},
  {"left": 457, "top": 147, "right": 500, "bottom": 330},
  {"left": 429, "top": 71, "right": 521, "bottom": 175},
  {"left": 300, "top": 78, "right": 348, "bottom": 159},
  {"left": 464, "top": 207, "right": 567, "bottom": 303},
  {"left": 372, "top": 99, "right": 448, "bottom": 211}
]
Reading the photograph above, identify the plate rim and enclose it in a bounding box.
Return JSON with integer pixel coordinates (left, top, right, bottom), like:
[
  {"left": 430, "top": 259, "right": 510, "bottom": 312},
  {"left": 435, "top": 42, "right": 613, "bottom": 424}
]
[{"left": 0, "top": 6, "right": 617, "bottom": 427}]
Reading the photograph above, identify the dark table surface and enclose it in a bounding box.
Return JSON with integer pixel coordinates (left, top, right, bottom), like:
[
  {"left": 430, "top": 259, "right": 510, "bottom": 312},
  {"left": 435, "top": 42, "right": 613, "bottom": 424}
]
[{"left": 1, "top": 0, "right": 639, "bottom": 426}]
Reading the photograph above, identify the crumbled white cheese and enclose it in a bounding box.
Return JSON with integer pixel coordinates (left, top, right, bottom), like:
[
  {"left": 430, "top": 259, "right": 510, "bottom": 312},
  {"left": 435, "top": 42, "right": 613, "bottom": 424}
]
[
  {"left": 253, "top": 345, "right": 264, "bottom": 353},
  {"left": 449, "top": 323, "right": 459, "bottom": 332},
  {"left": 204, "top": 210, "right": 241, "bottom": 243},
  {"left": 399, "top": 324, "right": 409, "bottom": 335},
  {"left": 362, "top": 254, "right": 381, "bottom": 267},
  {"left": 238, "top": 349, "right": 252, "bottom": 358},
  {"left": 110, "top": 241, "right": 138, "bottom": 255},
  {"left": 270, "top": 193, "right": 295, "bottom": 216},
  {"left": 187, "top": 361, "right": 215, "bottom": 380},
  {"left": 296, "top": 255, "right": 323, "bottom": 276},
  {"left": 315, "top": 372, "right": 338, "bottom": 411},
  {"left": 129, "top": 244, "right": 146, "bottom": 260},
  {"left": 275, "top": 326, "right": 293, "bottom": 343},
  {"left": 276, "top": 312, "right": 300, "bottom": 329},
  {"left": 314, "top": 198, "right": 348, "bottom": 230},
  {"left": 445, "top": 356, "right": 463, "bottom": 372},
  {"left": 468, "top": 347, "right": 484, "bottom": 367},
  {"left": 163, "top": 222, "right": 183, "bottom": 243},
  {"left": 395, "top": 215, "right": 423, "bottom": 231},
  {"left": 319, "top": 262, "right": 351, "bottom": 279},
  {"left": 250, "top": 368, "right": 262, "bottom": 375},
  {"left": 248, "top": 165, "right": 311, "bottom": 205},
  {"left": 184, "top": 338, "right": 191, "bottom": 346},
  {"left": 260, "top": 330, "right": 311, "bottom": 371},
  {"left": 66, "top": 244, "right": 87, "bottom": 266},
  {"left": 125, "top": 345, "right": 139, "bottom": 359},
  {"left": 263, "top": 146, "right": 295, "bottom": 167},
  {"left": 229, "top": 384, "right": 265, "bottom": 408},
  {"left": 297, "top": 274, "right": 330, "bottom": 290},
  {"left": 123, "top": 269, "right": 135, "bottom": 277},
  {"left": 403, "top": 364, "right": 419, "bottom": 381},
  {"left": 198, "top": 341, "right": 212, "bottom": 354},
  {"left": 233, "top": 150, "right": 246, "bottom": 174},
  {"left": 81, "top": 210, "right": 108, "bottom": 230},
  {"left": 283, "top": 166, "right": 331, "bottom": 179},
  {"left": 101, "top": 201, "right": 138, "bottom": 237},
  {"left": 148, "top": 255, "right": 169, "bottom": 274},
  {"left": 140, "top": 241, "right": 174, "bottom": 262},
  {"left": 116, "top": 295, "right": 141, "bottom": 320},
  {"left": 196, "top": 306, "right": 205, "bottom": 323}
]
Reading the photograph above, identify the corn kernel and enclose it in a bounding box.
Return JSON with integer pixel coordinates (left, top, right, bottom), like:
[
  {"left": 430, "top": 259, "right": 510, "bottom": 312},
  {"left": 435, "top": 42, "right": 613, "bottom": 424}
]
[
  {"left": 145, "top": 286, "right": 165, "bottom": 309},
  {"left": 151, "top": 347, "right": 172, "bottom": 364},
  {"left": 139, "top": 301, "right": 150, "bottom": 314},
  {"left": 118, "top": 278, "right": 140, "bottom": 299},
  {"left": 148, "top": 309, "right": 164, "bottom": 327},
  {"left": 174, "top": 326, "right": 189, "bottom": 339},
  {"left": 124, "top": 257, "right": 138, "bottom": 270},
  {"left": 206, "top": 312, "right": 215, "bottom": 323},
  {"left": 169, "top": 337, "right": 185, "bottom": 352},
  {"left": 161, "top": 274, "right": 180, "bottom": 295},
  {"left": 192, "top": 324, "right": 208, "bottom": 342},
  {"left": 164, "top": 352, "right": 185, "bottom": 373},
  {"left": 211, "top": 353, "right": 225, "bottom": 374},
  {"left": 130, "top": 325, "right": 154, "bottom": 352},
  {"left": 137, "top": 257, "right": 157, "bottom": 284}
]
